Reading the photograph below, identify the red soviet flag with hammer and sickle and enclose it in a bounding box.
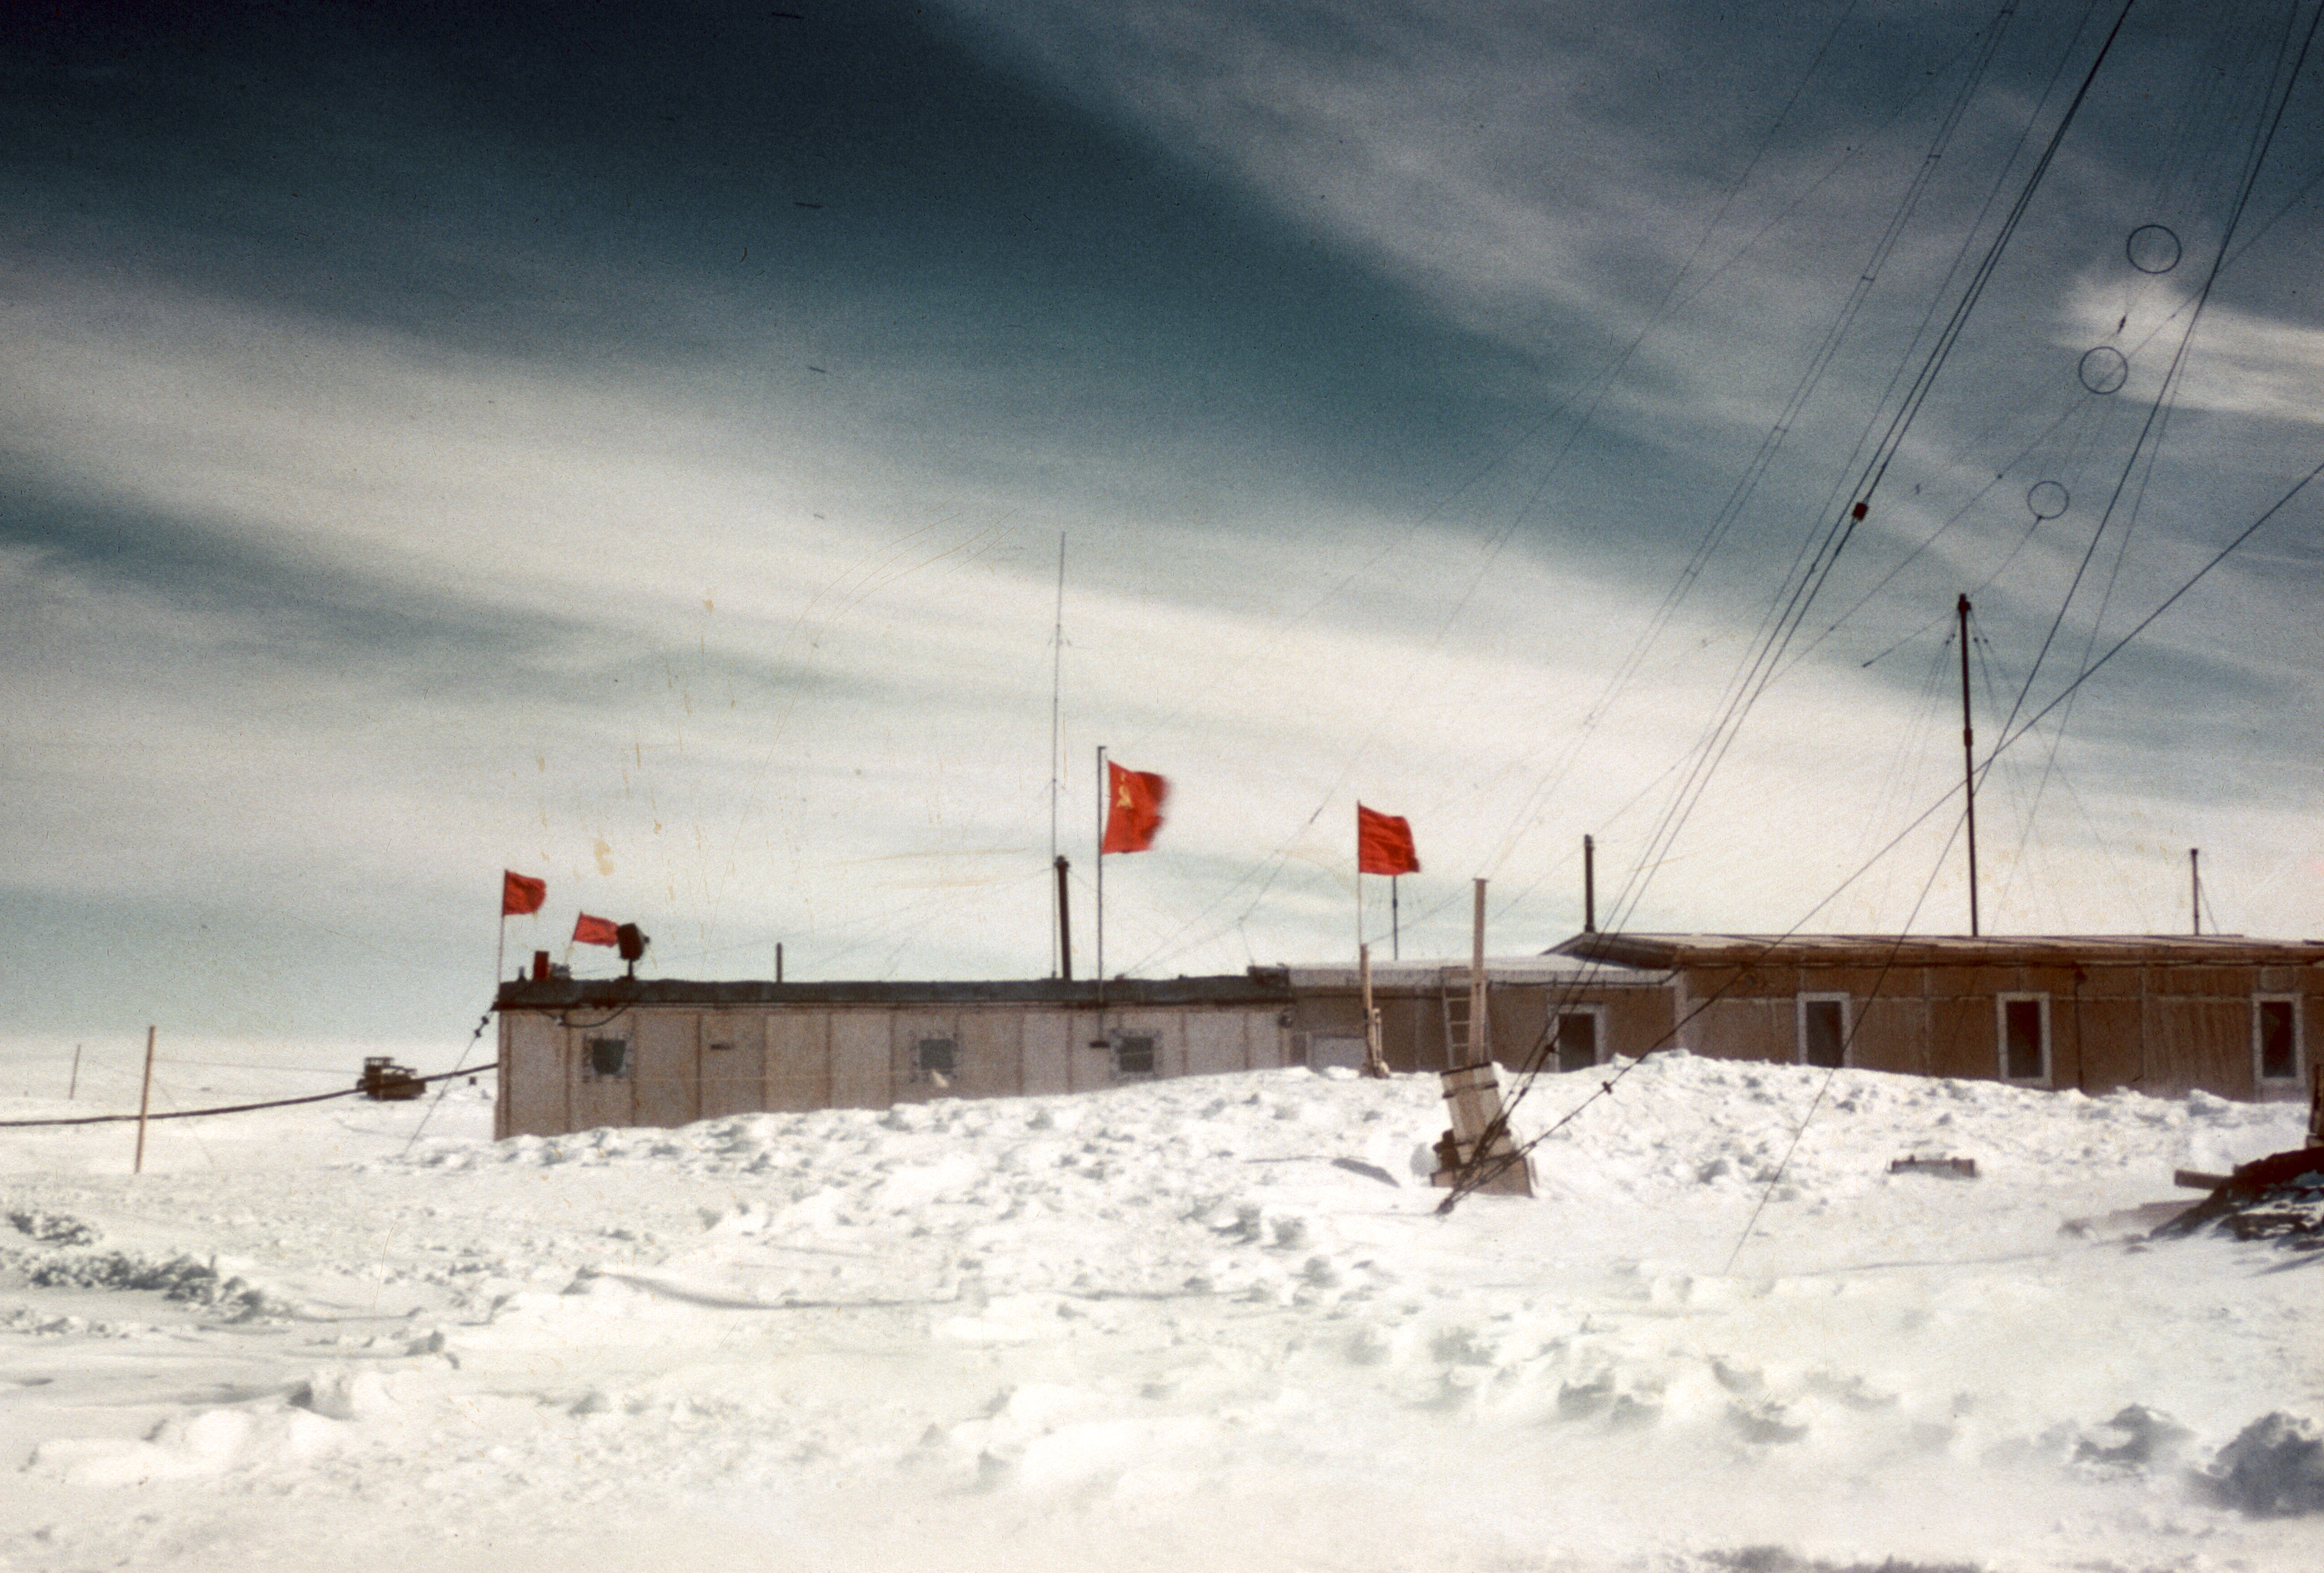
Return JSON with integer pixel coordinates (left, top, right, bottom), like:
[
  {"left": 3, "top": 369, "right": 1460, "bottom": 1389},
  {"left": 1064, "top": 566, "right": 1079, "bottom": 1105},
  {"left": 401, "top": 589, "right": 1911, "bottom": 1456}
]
[{"left": 1102, "top": 761, "right": 1168, "bottom": 854}]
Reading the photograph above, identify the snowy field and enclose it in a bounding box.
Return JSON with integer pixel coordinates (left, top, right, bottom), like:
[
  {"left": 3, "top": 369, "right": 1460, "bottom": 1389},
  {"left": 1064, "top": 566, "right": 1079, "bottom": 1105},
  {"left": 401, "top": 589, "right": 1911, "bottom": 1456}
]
[{"left": 1, "top": 1038, "right": 2318, "bottom": 1573}]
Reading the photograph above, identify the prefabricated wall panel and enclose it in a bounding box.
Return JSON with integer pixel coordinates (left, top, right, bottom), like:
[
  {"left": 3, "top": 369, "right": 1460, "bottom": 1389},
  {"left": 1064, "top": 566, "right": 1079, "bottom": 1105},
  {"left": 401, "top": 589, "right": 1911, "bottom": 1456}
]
[
  {"left": 493, "top": 981, "right": 1296, "bottom": 1138},
  {"left": 497, "top": 943, "right": 2323, "bottom": 1138},
  {"left": 1559, "top": 936, "right": 2324, "bottom": 1103}
]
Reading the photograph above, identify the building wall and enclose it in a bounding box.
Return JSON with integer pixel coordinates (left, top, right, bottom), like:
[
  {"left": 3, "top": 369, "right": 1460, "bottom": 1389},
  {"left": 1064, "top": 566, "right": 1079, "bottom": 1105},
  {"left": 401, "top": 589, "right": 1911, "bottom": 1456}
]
[
  {"left": 1289, "top": 982, "right": 1674, "bottom": 1075},
  {"left": 1660, "top": 958, "right": 2319, "bottom": 1100},
  {"left": 498, "top": 998, "right": 1293, "bottom": 1138}
]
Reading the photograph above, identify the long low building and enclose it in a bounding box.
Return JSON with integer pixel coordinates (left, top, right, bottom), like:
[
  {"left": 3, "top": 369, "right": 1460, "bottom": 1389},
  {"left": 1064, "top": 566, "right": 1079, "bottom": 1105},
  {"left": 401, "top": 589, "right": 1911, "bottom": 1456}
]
[
  {"left": 1554, "top": 932, "right": 2320, "bottom": 1103},
  {"left": 492, "top": 934, "right": 2319, "bottom": 1136},
  {"left": 492, "top": 974, "right": 1300, "bottom": 1140}
]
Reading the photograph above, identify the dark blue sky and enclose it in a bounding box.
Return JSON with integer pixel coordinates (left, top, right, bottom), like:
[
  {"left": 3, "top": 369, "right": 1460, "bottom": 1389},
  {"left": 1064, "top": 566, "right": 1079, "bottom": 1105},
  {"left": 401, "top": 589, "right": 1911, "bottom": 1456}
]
[{"left": 7, "top": 0, "right": 2324, "bottom": 1048}]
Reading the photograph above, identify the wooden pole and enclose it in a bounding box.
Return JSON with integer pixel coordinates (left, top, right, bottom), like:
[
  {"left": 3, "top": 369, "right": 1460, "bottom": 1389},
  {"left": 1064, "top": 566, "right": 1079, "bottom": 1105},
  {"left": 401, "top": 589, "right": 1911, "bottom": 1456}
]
[
  {"left": 68, "top": 1043, "right": 81, "bottom": 1101},
  {"left": 1360, "top": 942, "right": 1388, "bottom": 1078},
  {"left": 1054, "top": 856, "right": 1074, "bottom": 981},
  {"left": 1468, "top": 878, "right": 1489, "bottom": 1068},
  {"left": 776, "top": 942, "right": 784, "bottom": 983},
  {"left": 134, "top": 1026, "right": 155, "bottom": 1175},
  {"left": 2190, "top": 848, "right": 2201, "bottom": 936},
  {"left": 1958, "top": 593, "right": 1980, "bottom": 937},
  {"left": 1583, "top": 834, "right": 1596, "bottom": 933}
]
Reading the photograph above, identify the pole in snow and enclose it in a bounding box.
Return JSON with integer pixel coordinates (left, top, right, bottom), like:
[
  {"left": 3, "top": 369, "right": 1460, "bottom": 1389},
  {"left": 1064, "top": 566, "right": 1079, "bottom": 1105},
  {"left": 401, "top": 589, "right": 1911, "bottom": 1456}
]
[{"left": 134, "top": 1026, "right": 156, "bottom": 1175}]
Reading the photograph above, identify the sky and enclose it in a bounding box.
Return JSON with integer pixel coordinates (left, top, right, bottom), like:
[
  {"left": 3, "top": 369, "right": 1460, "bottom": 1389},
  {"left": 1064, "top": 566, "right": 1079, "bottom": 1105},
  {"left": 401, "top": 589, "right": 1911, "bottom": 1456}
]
[{"left": 7, "top": 0, "right": 2324, "bottom": 1049}]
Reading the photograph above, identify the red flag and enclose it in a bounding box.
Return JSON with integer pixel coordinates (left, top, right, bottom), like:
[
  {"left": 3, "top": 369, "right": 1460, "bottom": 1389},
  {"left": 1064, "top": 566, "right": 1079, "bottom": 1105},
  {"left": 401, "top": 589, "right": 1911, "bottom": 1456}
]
[
  {"left": 1356, "top": 804, "right": 1420, "bottom": 876},
  {"left": 1102, "top": 760, "right": 1168, "bottom": 854},
  {"left": 502, "top": 870, "right": 547, "bottom": 916},
  {"left": 572, "top": 913, "right": 620, "bottom": 947}
]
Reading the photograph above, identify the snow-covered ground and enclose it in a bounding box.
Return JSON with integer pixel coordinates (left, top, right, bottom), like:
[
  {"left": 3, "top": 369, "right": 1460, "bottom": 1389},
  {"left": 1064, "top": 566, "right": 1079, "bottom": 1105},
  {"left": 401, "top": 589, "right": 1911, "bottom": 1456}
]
[{"left": 1, "top": 1040, "right": 2318, "bottom": 1572}]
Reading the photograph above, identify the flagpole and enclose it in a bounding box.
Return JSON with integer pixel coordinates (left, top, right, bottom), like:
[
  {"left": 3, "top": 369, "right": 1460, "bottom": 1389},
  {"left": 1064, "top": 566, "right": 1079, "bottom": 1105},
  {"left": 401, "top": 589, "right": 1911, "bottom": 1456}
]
[
  {"left": 1392, "top": 876, "right": 1401, "bottom": 960},
  {"left": 1095, "top": 744, "right": 1107, "bottom": 987},
  {"left": 1049, "top": 531, "right": 1067, "bottom": 977}
]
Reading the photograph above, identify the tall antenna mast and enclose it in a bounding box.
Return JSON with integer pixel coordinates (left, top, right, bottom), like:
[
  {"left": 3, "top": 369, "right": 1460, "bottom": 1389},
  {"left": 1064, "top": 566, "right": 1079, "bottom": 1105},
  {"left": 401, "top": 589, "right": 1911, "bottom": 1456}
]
[
  {"left": 1049, "top": 534, "right": 1066, "bottom": 858},
  {"left": 1958, "top": 593, "right": 1980, "bottom": 937},
  {"left": 1050, "top": 534, "right": 1067, "bottom": 976}
]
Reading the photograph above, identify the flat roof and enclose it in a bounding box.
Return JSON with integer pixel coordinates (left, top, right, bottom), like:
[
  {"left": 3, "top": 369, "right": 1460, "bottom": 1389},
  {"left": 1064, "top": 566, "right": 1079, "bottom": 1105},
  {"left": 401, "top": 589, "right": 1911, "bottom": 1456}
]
[
  {"left": 1555, "top": 932, "right": 2324, "bottom": 969},
  {"left": 1284, "top": 954, "right": 1669, "bottom": 989},
  {"left": 496, "top": 973, "right": 1295, "bottom": 1012}
]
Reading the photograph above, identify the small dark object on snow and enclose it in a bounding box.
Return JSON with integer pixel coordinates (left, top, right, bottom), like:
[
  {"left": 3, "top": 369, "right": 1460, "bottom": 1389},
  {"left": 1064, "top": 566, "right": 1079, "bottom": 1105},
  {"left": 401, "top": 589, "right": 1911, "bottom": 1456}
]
[
  {"left": 358, "top": 1058, "right": 425, "bottom": 1101},
  {"left": 2155, "top": 1145, "right": 2324, "bottom": 1244},
  {"left": 2174, "top": 1168, "right": 2232, "bottom": 1189},
  {"left": 1889, "top": 1154, "right": 1977, "bottom": 1179}
]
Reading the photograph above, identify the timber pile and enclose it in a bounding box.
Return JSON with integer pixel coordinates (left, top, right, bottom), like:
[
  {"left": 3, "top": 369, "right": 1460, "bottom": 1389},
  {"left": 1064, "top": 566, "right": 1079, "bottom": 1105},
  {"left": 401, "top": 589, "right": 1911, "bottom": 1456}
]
[{"left": 2155, "top": 1145, "right": 2324, "bottom": 1247}]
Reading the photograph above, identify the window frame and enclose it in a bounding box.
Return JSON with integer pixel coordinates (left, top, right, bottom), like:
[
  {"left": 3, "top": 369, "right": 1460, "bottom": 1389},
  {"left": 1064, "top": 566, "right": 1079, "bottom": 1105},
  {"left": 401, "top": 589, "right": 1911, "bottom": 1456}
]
[
  {"left": 1110, "top": 1029, "right": 1159, "bottom": 1080},
  {"left": 1551, "top": 1005, "right": 1607, "bottom": 1072},
  {"left": 911, "top": 1035, "right": 959, "bottom": 1085},
  {"left": 2253, "top": 994, "right": 2303, "bottom": 1086},
  {"left": 1796, "top": 992, "right": 1851, "bottom": 1070},
  {"left": 582, "top": 1034, "right": 632, "bottom": 1080},
  {"left": 1996, "top": 993, "right": 2050, "bottom": 1085}
]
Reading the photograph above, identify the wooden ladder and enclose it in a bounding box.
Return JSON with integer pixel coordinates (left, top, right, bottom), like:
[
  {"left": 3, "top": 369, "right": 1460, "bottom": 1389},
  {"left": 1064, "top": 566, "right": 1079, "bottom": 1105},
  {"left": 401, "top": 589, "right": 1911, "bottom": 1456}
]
[{"left": 1441, "top": 985, "right": 1472, "bottom": 1067}]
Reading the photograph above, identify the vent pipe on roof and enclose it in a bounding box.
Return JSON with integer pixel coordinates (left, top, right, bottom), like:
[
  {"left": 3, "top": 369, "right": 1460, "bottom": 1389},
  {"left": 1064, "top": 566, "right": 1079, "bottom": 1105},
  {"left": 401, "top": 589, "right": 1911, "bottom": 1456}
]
[
  {"left": 2190, "top": 848, "right": 2200, "bottom": 937},
  {"left": 1583, "top": 835, "right": 1596, "bottom": 933}
]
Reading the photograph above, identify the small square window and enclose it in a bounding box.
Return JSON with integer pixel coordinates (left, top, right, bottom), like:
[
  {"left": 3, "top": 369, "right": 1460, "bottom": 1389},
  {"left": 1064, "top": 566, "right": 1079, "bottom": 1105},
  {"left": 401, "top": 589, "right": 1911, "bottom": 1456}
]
[
  {"left": 1554, "top": 1012, "right": 1598, "bottom": 1072},
  {"left": 1113, "top": 1033, "right": 1157, "bottom": 1077},
  {"left": 585, "top": 1037, "right": 630, "bottom": 1078},
  {"left": 914, "top": 1036, "right": 957, "bottom": 1082}
]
